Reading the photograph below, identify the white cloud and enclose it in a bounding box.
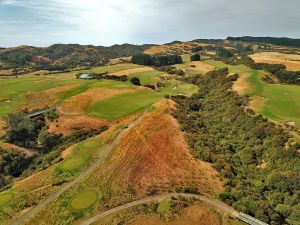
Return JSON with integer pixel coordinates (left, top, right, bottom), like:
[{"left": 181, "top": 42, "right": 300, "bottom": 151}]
[{"left": 0, "top": 0, "right": 300, "bottom": 47}]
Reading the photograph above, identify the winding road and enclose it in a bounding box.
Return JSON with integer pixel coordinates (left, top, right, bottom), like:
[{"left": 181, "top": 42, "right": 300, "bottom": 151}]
[
  {"left": 10, "top": 110, "right": 148, "bottom": 225},
  {"left": 80, "top": 193, "right": 239, "bottom": 225}
]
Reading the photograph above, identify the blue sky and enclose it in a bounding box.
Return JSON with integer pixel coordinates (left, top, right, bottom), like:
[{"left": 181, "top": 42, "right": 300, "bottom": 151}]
[{"left": 0, "top": 0, "right": 300, "bottom": 47}]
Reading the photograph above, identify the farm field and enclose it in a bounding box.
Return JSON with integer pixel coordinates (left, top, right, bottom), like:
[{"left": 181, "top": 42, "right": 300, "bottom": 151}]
[{"left": 203, "top": 60, "right": 300, "bottom": 128}]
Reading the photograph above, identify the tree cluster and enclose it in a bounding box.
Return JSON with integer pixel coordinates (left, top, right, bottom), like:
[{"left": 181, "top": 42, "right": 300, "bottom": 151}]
[
  {"left": 234, "top": 56, "right": 300, "bottom": 85},
  {"left": 0, "top": 149, "right": 33, "bottom": 189},
  {"left": 190, "top": 54, "right": 201, "bottom": 61},
  {"left": 228, "top": 36, "right": 300, "bottom": 47},
  {"left": 172, "top": 69, "right": 300, "bottom": 224},
  {"left": 131, "top": 53, "right": 183, "bottom": 67}
]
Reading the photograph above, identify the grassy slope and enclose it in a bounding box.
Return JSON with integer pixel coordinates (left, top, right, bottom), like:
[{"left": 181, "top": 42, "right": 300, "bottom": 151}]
[
  {"left": 203, "top": 60, "right": 300, "bottom": 128},
  {"left": 87, "top": 80, "right": 198, "bottom": 120},
  {"left": 128, "top": 70, "right": 164, "bottom": 85}
]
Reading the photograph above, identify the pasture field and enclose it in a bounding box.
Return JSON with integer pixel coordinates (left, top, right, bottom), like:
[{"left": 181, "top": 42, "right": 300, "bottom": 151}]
[
  {"left": 250, "top": 52, "right": 300, "bottom": 71},
  {"left": 203, "top": 60, "right": 300, "bottom": 128}
]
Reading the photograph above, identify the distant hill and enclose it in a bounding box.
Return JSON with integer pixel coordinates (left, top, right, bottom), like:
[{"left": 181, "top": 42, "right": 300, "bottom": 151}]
[
  {"left": 0, "top": 43, "right": 153, "bottom": 71},
  {"left": 227, "top": 36, "right": 300, "bottom": 47}
]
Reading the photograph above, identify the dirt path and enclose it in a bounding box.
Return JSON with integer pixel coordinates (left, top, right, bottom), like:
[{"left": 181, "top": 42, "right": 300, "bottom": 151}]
[
  {"left": 80, "top": 193, "right": 239, "bottom": 225},
  {"left": 10, "top": 109, "right": 149, "bottom": 225}
]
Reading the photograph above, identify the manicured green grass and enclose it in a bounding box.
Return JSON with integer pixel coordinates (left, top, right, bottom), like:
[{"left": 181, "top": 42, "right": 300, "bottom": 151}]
[
  {"left": 156, "top": 198, "right": 170, "bottom": 214},
  {"left": 128, "top": 71, "right": 164, "bottom": 85},
  {"left": 70, "top": 190, "right": 98, "bottom": 210},
  {"left": 87, "top": 89, "right": 162, "bottom": 120},
  {"left": 203, "top": 60, "right": 252, "bottom": 74},
  {"left": 0, "top": 191, "right": 14, "bottom": 207},
  {"left": 60, "top": 139, "right": 103, "bottom": 171},
  {"left": 87, "top": 80, "right": 198, "bottom": 120},
  {"left": 0, "top": 76, "right": 82, "bottom": 117},
  {"left": 260, "top": 84, "right": 300, "bottom": 127},
  {"left": 61, "top": 157, "right": 85, "bottom": 171},
  {"left": 202, "top": 59, "right": 300, "bottom": 128}
]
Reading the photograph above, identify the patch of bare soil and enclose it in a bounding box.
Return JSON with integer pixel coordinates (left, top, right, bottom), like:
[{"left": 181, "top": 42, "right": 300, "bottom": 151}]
[
  {"left": 232, "top": 73, "right": 252, "bottom": 96},
  {"left": 127, "top": 202, "right": 234, "bottom": 225},
  {"left": 247, "top": 96, "right": 265, "bottom": 111},
  {"left": 101, "top": 99, "right": 223, "bottom": 197},
  {"left": 0, "top": 119, "right": 6, "bottom": 136},
  {"left": 250, "top": 52, "right": 300, "bottom": 71},
  {"left": 59, "top": 88, "right": 136, "bottom": 114},
  {"left": 48, "top": 114, "right": 107, "bottom": 136},
  {"left": 108, "top": 67, "right": 154, "bottom": 76}
]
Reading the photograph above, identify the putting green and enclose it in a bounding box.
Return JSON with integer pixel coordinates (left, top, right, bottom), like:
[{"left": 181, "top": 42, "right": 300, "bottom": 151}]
[
  {"left": 70, "top": 190, "right": 98, "bottom": 210},
  {"left": 157, "top": 198, "right": 170, "bottom": 214},
  {"left": 0, "top": 192, "right": 14, "bottom": 207},
  {"left": 61, "top": 157, "right": 85, "bottom": 171}
]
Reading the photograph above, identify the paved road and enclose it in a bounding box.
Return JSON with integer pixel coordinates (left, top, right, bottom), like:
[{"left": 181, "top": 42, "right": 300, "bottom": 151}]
[
  {"left": 80, "top": 193, "right": 239, "bottom": 225},
  {"left": 10, "top": 110, "right": 148, "bottom": 225}
]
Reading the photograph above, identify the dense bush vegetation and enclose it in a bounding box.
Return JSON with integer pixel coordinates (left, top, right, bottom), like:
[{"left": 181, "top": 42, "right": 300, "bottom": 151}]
[
  {"left": 233, "top": 56, "right": 300, "bottom": 85},
  {"left": 215, "top": 47, "right": 234, "bottom": 59},
  {"left": 172, "top": 69, "right": 300, "bottom": 224},
  {"left": 191, "top": 46, "right": 203, "bottom": 53},
  {"left": 1, "top": 109, "right": 108, "bottom": 189},
  {"left": 130, "top": 77, "right": 141, "bottom": 86},
  {"left": 228, "top": 36, "right": 300, "bottom": 47},
  {"left": 131, "top": 53, "right": 183, "bottom": 67},
  {"left": 190, "top": 53, "right": 201, "bottom": 61},
  {"left": 5, "top": 111, "right": 46, "bottom": 148},
  {"left": 157, "top": 66, "right": 185, "bottom": 75},
  {"left": 0, "top": 43, "right": 153, "bottom": 70},
  {"left": 0, "top": 149, "right": 33, "bottom": 189}
]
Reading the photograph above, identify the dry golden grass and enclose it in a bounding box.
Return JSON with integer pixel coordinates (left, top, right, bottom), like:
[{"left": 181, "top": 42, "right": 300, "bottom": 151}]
[
  {"left": 232, "top": 73, "right": 252, "bottom": 96},
  {"left": 189, "top": 61, "right": 215, "bottom": 74},
  {"left": 108, "top": 67, "right": 154, "bottom": 76},
  {"left": 0, "top": 142, "right": 35, "bottom": 156},
  {"left": 144, "top": 42, "right": 208, "bottom": 55},
  {"left": 48, "top": 114, "right": 107, "bottom": 135},
  {"left": 126, "top": 202, "right": 237, "bottom": 225},
  {"left": 0, "top": 119, "right": 6, "bottom": 136},
  {"left": 247, "top": 96, "right": 265, "bottom": 111},
  {"left": 109, "top": 57, "right": 132, "bottom": 65},
  {"left": 95, "top": 99, "right": 223, "bottom": 197},
  {"left": 18, "top": 84, "right": 80, "bottom": 111},
  {"left": 59, "top": 88, "right": 136, "bottom": 114},
  {"left": 250, "top": 52, "right": 300, "bottom": 71},
  {"left": 0, "top": 69, "right": 12, "bottom": 75}
]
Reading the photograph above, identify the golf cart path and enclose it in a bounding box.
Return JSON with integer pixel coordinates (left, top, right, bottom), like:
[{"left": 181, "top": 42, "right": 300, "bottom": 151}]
[
  {"left": 10, "top": 110, "right": 148, "bottom": 225},
  {"left": 80, "top": 193, "right": 239, "bottom": 225}
]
